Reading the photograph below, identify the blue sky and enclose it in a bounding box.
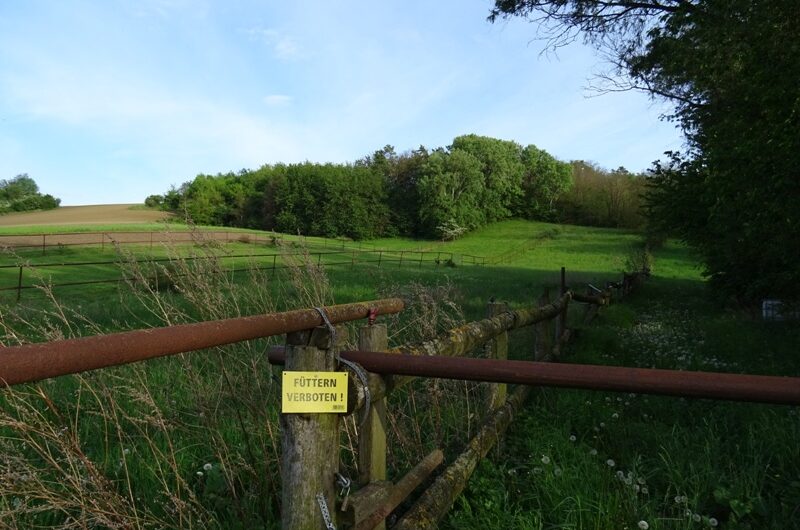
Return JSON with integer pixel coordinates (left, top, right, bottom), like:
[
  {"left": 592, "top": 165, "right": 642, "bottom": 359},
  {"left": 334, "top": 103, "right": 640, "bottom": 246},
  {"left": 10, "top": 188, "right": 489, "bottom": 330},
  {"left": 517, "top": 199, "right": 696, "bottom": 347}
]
[{"left": 0, "top": 0, "right": 683, "bottom": 206}]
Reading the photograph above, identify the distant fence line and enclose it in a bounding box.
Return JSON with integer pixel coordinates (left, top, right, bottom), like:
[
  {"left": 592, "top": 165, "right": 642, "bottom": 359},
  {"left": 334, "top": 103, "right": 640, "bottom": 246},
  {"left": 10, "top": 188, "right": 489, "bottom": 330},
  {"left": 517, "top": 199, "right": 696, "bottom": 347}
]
[{"left": 0, "top": 248, "right": 489, "bottom": 301}]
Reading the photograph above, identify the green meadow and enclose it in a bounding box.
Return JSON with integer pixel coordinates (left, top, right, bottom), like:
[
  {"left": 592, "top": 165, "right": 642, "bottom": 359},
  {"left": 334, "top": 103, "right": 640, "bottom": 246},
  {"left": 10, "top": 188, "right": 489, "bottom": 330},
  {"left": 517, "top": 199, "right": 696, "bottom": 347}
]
[{"left": 0, "top": 220, "right": 797, "bottom": 529}]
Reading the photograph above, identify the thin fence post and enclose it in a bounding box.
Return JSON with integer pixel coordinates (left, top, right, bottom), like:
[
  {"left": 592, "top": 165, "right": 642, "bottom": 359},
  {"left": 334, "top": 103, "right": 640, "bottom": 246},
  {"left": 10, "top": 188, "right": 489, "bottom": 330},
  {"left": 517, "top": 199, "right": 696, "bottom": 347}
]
[
  {"left": 358, "top": 324, "right": 388, "bottom": 528},
  {"left": 150, "top": 232, "right": 153, "bottom": 250},
  {"left": 486, "top": 301, "right": 508, "bottom": 413},
  {"left": 272, "top": 255, "right": 277, "bottom": 277},
  {"left": 42, "top": 234, "right": 46, "bottom": 255},
  {"left": 399, "top": 251, "right": 404, "bottom": 268},
  {"left": 101, "top": 233, "right": 105, "bottom": 250},
  {"left": 378, "top": 250, "right": 382, "bottom": 267},
  {"left": 16, "top": 266, "right": 23, "bottom": 303},
  {"left": 281, "top": 327, "right": 342, "bottom": 530},
  {"left": 559, "top": 267, "right": 567, "bottom": 338},
  {"left": 418, "top": 252, "right": 423, "bottom": 268},
  {"left": 318, "top": 253, "right": 322, "bottom": 265},
  {"left": 534, "top": 289, "right": 551, "bottom": 361},
  {"left": 352, "top": 250, "right": 356, "bottom": 269},
  {"left": 436, "top": 252, "right": 441, "bottom": 268}
]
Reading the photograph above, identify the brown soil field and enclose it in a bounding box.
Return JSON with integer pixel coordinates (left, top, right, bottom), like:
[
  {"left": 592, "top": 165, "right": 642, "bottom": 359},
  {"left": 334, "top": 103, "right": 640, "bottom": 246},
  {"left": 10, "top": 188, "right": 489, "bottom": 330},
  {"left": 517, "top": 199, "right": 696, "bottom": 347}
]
[{"left": 0, "top": 204, "right": 174, "bottom": 227}]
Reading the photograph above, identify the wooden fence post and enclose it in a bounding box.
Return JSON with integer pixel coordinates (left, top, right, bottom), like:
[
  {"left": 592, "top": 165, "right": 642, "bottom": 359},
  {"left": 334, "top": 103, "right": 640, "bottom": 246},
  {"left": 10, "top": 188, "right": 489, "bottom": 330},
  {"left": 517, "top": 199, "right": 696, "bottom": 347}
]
[
  {"left": 16, "top": 266, "right": 23, "bottom": 303},
  {"left": 486, "top": 301, "right": 508, "bottom": 413},
  {"left": 281, "top": 327, "right": 342, "bottom": 530},
  {"left": 358, "top": 324, "right": 388, "bottom": 524},
  {"left": 399, "top": 251, "right": 404, "bottom": 268},
  {"left": 42, "top": 234, "right": 46, "bottom": 255},
  {"left": 377, "top": 251, "right": 383, "bottom": 267},
  {"left": 534, "top": 289, "right": 551, "bottom": 361}
]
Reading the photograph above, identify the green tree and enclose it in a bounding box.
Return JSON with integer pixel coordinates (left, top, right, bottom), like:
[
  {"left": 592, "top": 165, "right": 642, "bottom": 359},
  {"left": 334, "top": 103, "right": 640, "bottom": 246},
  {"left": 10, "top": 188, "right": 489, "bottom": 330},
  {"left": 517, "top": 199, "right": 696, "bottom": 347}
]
[
  {"left": 517, "top": 145, "right": 572, "bottom": 220},
  {"left": 417, "top": 149, "right": 486, "bottom": 238},
  {"left": 451, "top": 134, "right": 524, "bottom": 222},
  {"left": 491, "top": 0, "right": 800, "bottom": 302}
]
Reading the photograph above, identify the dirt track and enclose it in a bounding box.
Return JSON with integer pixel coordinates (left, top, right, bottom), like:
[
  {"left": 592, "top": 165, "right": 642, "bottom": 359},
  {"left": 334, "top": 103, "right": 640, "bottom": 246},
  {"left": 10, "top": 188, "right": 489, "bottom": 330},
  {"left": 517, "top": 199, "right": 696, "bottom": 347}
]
[{"left": 0, "top": 204, "right": 173, "bottom": 227}]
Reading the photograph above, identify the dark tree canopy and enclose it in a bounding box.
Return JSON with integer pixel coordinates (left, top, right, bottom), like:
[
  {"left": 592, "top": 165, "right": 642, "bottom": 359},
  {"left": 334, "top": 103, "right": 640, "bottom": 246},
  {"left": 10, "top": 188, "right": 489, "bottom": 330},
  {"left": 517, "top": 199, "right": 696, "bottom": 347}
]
[
  {"left": 492, "top": 0, "right": 800, "bottom": 302},
  {"left": 0, "top": 174, "right": 61, "bottom": 214}
]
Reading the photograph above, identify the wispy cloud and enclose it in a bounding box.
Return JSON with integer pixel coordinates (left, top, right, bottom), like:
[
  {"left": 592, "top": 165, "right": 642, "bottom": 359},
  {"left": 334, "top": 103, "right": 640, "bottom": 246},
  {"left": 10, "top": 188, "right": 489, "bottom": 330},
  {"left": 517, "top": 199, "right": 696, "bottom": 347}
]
[{"left": 240, "top": 27, "right": 303, "bottom": 61}]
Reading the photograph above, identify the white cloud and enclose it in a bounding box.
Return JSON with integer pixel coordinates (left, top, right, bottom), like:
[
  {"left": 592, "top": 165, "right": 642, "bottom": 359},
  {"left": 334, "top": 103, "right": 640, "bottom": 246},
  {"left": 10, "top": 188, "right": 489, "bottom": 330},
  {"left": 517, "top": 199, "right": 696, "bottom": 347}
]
[{"left": 263, "top": 94, "right": 293, "bottom": 106}]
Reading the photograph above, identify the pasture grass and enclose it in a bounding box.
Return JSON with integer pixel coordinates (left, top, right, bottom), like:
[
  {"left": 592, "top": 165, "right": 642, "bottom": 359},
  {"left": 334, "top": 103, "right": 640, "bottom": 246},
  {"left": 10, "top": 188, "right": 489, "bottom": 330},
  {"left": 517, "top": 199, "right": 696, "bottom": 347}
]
[{"left": 1, "top": 220, "right": 796, "bottom": 528}]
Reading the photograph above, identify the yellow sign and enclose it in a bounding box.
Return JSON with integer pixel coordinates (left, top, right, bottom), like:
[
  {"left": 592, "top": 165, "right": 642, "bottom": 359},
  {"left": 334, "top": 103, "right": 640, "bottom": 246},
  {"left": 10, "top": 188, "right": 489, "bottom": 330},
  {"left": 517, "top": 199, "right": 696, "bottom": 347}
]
[{"left": 282, "top": 371, "right": 348, "bottom": 413}]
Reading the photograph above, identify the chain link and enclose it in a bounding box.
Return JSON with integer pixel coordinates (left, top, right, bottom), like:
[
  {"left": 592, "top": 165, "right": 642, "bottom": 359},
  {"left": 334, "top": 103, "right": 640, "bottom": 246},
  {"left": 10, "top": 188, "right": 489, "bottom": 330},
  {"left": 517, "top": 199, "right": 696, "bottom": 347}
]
[
  {"left": 316, "top": 492, "right": 336, "bottom": 530},
  {"left": 314, "top": 306, "right": 372, "bottom": 427}
]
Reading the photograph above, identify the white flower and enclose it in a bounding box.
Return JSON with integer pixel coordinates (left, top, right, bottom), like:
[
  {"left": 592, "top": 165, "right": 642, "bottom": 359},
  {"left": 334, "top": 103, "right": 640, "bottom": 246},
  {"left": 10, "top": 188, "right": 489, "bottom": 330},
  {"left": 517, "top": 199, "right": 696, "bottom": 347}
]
[
  {"left": 675, "top": 495, "right": 683, "bottom": 504},
  {"left": 612, "top": 413, "right": 620, "bottom": 419},
  {"left": 638, "top": 521, "right": 649, "bottom": 530},
  {"left": 693, "top": 514, "right": 701, "bottom": 522},
  {"left": 541, "top": 455, "right": 551, "bottom": 465},
  {"left": 709, "top": 517, "right": 718, "bottom": 527},
  {"left": 633, "top": 484, "right": 641, "bottom": 493},
  {"left": 203, "top": 463, "right": 212, "bottom": 471},
  {"left": 637, "top": 477, "right": 646, "bottom": 485},
  {"left": 554, "top": 467, "right": 562, "bottom": 476},
  {"left": 196, "top": 471, "right": 204, "bottom": 477},
  {"left": 642, "top": 487, "right": 649, "bottom": 495},
  {"left": 600, "top": 422, "right": 606, "bottom": 428},
  {"left": 606, "top": 459, "right": 616, "bottom": 467},
  {"left": 589, "top": 449, "right": 598, "bottom": 456},
  {"left": 569, "top": 435, "right": 577, "bottom": 442},
  {"left": 532, "top": 467, "right": 542, "bottom": 474},
  {"left": 123, "top": 448, "right": 130, "bottom": 455},
  {"left": 616, "top": 470, "right": 625, "bottom": 479}
]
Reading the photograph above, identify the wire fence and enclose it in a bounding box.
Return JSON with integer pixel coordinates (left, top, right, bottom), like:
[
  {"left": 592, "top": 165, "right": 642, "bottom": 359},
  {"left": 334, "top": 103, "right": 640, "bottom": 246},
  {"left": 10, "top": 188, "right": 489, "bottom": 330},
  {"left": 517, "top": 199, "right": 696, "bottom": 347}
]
[{"left": 0, "top": 248, "right": 489, "bottom": 301}]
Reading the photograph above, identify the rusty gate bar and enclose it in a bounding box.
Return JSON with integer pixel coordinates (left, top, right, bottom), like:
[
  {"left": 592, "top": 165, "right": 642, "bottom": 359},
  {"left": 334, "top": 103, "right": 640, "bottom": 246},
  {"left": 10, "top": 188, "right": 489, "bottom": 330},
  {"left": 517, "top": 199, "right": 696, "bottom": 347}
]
[
  {"left": 0, "top": 298, "right": 404, "bottom": 387},
  {"left": 268, "top": 349, "right": 800, "bottom": 405}
]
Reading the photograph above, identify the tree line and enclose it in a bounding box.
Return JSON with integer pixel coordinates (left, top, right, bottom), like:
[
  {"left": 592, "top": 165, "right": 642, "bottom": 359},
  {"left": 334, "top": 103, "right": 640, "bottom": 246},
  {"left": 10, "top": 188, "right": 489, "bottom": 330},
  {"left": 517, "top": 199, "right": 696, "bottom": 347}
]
[
  {"left": 148, "top": 134, "right": 647, "bottom": 240},
  {"left": 0, "top": 174, "right": 61, "bottom": 214}
]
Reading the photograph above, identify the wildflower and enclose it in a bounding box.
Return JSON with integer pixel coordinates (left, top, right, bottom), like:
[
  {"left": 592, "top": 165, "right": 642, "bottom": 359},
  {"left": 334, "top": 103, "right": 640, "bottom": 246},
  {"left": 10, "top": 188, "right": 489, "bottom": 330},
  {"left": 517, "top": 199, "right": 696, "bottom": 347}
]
[
  {"left": 123, "top": 448, "right": 130, "bottom": 455},
  {"left": 633, "top": 484, "right": 641, "bottom": 493},
  {"left": 600, "top": 422, "right": 606, "bottom": 428},
  {"left": 589, "top": 449, "right": 598, "bottom": 456},
  {"left": 203, "top": 463, "right": 212, "bottom": 471},
  {"left": 642, "top": 487, "right": 649, "bottom": 495},
  {"left": 637, "top": 477, "right": 646, "bottom": 485},
  {"left": 606, "top": 459, "right": 616, "bottom": 467},
  {"left": 532, "top": 467, "right": 542, "bottom": 474},
  {"left": 541, "top": 455, "right": 551, "bottom": 465},
  {"left": 708, "top": 517, "right": 718, "bottom": 527},
  {"left": 196, "top": 471, "right": 203, "bottom": 477},
  {"left": 616, "top": 470, "right": 624, "bottom": 479},
  {"left": 675, "top": 495, "right": 682, "bottom": 504},
  {"left": 569, "top": 435, "right": 577, "bottom": 442},
  {"left": 612, "top": 413, "right": 620, "bottom": 419},
  {"left": 693, "top": 514, "right": 701, "bottom": 522},
  {"left": 638, "top": 521, "right": 649, "bottom": 530},
  {"left": 554, "top": 467, "right": 562, "bottom": 476}
]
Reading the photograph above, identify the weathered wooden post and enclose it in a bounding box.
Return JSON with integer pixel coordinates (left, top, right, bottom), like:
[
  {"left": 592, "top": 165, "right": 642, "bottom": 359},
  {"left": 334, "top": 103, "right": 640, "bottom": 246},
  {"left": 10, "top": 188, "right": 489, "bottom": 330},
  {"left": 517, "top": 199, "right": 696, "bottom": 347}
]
[
  {"left": 272, "top": 255, "right": 277, "bottom": 277},
  {"left": 399, "top": 251, "right": 404, "bottom": 268},
  {"left": 377, "top": 250, "right": 383, "bottom": 267},
  {"left": 534, "top": 289, "right": 551, "bottom": 361},
  {"left": 16, "top": 266, "right": 23, "bottom": 303},
  {"left": 281, "top": 326, "right": 345, "bottom": 530},
  {"left": 418, "top": 252, "right": 424, "bottom": 268},
  {"left": 357, "top": 324, "right": 388, "bottom": 530},
  {"left": 485, "top": 300, "right": 508, "bottom": 412},
  {"left": 42, "top": 234, "right": 46, "bottom": 255}
]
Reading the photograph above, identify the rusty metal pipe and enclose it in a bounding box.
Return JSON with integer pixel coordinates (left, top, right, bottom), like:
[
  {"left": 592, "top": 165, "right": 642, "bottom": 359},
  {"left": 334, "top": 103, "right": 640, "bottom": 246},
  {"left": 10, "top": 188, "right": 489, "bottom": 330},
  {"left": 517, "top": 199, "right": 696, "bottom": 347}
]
[
  {"left": 268, "top": 349, "right": 800, "bottom": 405},
  {"left": 0, "top": 299, "right": 404, "bottom": 387}
]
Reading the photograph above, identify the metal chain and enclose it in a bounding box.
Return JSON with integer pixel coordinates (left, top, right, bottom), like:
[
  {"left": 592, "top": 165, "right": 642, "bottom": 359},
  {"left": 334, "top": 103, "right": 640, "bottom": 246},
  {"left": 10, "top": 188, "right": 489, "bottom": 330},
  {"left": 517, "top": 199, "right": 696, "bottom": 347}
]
[
  {"left": 313, "top": 307, "right": 372, "bottom": 427},
  {"left": 316, "top": 492, "right": 336, "bottom": 530}
]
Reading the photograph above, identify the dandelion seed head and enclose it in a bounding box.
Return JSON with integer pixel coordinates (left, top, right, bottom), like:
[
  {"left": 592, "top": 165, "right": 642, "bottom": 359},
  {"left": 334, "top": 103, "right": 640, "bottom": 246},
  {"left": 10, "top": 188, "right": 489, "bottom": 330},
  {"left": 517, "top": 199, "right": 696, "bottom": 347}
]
[
  {"left": 203, "top": 463, "right": 212, "bottom": 471},
  {"left": 589, "top": 449, "right": 598, "bottom": 456},
  {"left": 642, "top": 487, "right": 649, "bottom": 495},
  {"left": 569, "top": 435, "right": 577, "bottom": 442},
  {"left": 554, "top": 467, "right": 562, "bottom": 476},
  {"left": 638, "top": 521, "right": 649, "bottom": 530},
  {"left": 196, "top": 471, "right": 203, "bottom": 477},
  {"left": 612, "top": 413, "right": 620, "bottom": 419},
  {"left": 709, "top": 517, "right": 718, "bottom": 527},
  {"left": 123, "top": 448, "right": 130, "bottom": 455},
  {"left": 693, "top": 514, "right": 701, "bottom": 522},
  {"left": 606, "top": 459, "right": 616, "bottom": 467},
  {"left": 541, "top": 455, "right": 551, "bottom": 465}
]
